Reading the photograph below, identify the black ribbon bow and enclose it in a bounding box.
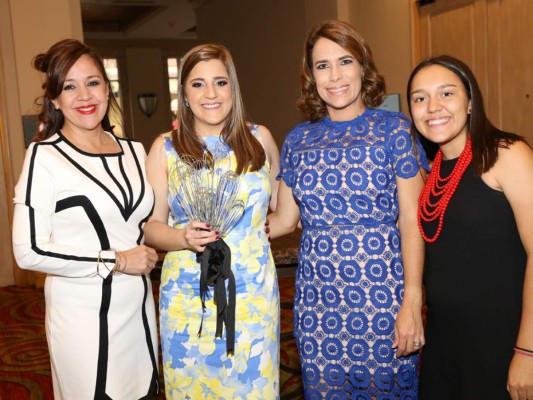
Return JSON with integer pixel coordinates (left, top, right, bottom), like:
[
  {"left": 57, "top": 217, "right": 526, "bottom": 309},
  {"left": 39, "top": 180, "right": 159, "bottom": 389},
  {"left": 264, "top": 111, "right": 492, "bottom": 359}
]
[{"left": 196, "top": 238, "right": 236, "bottom": 355}]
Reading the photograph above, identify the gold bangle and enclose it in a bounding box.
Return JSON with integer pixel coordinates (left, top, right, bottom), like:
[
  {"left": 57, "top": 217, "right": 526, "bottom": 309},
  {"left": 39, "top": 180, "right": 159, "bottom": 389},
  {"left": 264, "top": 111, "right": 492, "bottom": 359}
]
[
  {"left": 100, "top": 251, "right": 112, "bottom": 274},
  {"left": 96, "top": 250, "right": 105, "bottom": 279},
  {"left": 112, "top": 251, "right": 123, "bottom": 276},
  {"left": 120, "top": 252, "right": 128, "bottom": 273}
]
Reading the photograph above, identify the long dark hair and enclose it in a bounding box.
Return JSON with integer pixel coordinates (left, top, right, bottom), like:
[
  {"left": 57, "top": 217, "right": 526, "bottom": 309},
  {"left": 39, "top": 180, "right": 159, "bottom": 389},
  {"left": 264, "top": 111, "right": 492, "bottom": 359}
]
[
  {"left": 32, "top": 39, "right": 123, "bottom": 141},
  {"left": 406, "top": 55, "right": 522, "bottom": 174},
  {"left": 297, "top": 20, "right": 386, "bottom": 122},
  {"left": 172, "top": 43, "right": 265, "bottom": 174}
]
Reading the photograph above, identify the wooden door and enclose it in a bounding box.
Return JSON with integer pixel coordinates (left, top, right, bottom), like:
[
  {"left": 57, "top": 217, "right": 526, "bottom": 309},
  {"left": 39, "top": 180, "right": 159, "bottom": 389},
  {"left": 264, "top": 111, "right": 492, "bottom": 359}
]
[
  {"left": 490, "top": 0, "right": 533, "bottom": 142},
  {"left": 413, "top": 0, "right": 533, "bottom": 143},
  {"left": 0, "top": 112, "right": 17, "bottom": 286}
]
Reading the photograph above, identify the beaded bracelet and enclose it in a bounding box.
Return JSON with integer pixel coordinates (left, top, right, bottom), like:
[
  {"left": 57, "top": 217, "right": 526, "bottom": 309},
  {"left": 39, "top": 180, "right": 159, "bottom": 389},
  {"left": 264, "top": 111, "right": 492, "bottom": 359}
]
[{"left": 514, "top": 346, "right": 533, "bottom": 358}]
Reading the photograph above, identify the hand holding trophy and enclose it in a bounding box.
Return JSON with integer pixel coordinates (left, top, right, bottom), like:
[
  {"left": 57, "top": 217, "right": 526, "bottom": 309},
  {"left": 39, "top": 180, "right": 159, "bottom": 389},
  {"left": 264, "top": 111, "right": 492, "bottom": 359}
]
[{"left": 169, "top": 148, "right": 244, "bottom": 354}]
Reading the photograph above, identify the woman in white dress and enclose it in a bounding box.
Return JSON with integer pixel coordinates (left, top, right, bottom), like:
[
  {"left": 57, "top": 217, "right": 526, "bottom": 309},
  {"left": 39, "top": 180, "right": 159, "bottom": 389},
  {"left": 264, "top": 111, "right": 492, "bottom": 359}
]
[{"left": 12, "top": 39, "right": 159, "bottom": 400}]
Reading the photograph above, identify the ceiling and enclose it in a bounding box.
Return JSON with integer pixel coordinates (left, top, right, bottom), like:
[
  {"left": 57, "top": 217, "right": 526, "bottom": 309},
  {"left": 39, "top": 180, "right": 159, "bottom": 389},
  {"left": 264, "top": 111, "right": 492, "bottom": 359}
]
[{"left": 80, "top": 0, "right": 205, "bottom": 40}]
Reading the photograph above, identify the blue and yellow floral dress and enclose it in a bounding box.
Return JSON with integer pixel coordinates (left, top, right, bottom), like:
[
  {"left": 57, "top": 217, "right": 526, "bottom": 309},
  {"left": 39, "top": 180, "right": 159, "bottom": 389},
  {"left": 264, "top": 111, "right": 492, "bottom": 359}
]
[{"left": 159, "top": 126, "right": 280, "bottom": 399}]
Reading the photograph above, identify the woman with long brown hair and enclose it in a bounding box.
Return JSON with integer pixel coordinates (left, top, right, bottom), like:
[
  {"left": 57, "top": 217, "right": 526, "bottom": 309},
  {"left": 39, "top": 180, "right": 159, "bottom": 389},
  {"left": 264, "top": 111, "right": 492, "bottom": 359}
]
[
  {"left": 408, "top": 55, "right": 533, "bottom": 400},
  {"left": 144, "top": 43, "right": 280, "bottom": 398}
]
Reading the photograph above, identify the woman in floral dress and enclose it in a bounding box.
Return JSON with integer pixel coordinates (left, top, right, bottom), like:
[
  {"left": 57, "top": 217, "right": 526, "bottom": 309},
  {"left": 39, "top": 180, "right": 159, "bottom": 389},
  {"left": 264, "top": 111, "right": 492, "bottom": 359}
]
[{"left": 144, "top": 44, "right": 280, "bottom": 399}]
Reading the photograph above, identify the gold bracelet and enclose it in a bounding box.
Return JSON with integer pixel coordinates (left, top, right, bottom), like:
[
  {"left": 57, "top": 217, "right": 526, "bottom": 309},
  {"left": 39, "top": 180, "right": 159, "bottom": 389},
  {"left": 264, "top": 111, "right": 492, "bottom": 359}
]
[
  {"left": 96, "top": 250, "right": 105, "bottom": 279},
  {"left": 112, "top": 251, "right": 123, "bottom": 276},
  {"left": 120, "top": 252, "right": 128, "bottom": 274},
  {"left": 113, "top": 251, "right": 120, "bottom": 275},
  {"left": 100, "top": 251, "right": 112, "bottom": 274}
]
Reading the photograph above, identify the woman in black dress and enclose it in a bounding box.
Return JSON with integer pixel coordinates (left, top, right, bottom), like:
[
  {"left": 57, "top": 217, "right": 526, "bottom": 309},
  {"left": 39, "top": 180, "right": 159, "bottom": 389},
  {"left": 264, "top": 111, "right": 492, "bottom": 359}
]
[{"left": 406, "top": 55, "right": 533, "bottom": 400}]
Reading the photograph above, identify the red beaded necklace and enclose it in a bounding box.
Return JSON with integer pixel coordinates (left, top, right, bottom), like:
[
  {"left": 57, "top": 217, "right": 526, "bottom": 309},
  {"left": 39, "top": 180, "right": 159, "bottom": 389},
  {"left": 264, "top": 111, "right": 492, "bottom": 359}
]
[{"left": 418, "top": 137, "right": 472, "bottom": 243}]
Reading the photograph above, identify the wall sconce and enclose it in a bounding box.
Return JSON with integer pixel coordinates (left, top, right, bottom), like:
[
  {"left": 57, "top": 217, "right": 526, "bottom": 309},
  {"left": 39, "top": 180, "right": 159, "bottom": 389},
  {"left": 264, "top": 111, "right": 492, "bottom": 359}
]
[{"left": 137, "top": 93, "right": 158, "bottom": 118}]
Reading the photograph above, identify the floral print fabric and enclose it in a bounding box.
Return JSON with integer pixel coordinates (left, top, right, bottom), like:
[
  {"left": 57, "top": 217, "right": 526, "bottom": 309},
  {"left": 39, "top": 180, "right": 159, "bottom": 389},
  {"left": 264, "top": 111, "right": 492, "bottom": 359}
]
[{"left": 160, "top": 128, "right": 280, "bottom": 399}]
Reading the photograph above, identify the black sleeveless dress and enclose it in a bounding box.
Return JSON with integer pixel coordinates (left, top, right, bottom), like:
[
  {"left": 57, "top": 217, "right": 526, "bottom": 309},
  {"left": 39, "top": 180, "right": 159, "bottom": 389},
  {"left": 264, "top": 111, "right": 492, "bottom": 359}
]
[{"left": 419, "top": 160, "right": 526, "bottom": 400}]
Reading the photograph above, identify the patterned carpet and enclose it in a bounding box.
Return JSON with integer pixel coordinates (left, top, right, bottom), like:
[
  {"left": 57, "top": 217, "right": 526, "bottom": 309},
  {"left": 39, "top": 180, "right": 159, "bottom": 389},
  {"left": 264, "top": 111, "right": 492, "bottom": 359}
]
[{"left": 0, "top": 273, "right": 303, "bottom": 400}]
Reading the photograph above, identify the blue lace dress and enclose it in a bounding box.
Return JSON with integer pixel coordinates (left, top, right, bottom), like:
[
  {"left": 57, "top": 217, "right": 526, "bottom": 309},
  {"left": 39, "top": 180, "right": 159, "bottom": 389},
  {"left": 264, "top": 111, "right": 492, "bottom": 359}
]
[{"left": 279, "top": 109, "right": 427, "bottom": 399}]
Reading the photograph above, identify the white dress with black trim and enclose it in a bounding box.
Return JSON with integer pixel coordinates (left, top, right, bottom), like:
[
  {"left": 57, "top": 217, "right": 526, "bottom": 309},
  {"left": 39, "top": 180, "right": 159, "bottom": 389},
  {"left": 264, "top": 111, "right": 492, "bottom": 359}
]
[{"left": 12, "top": 132, "right": 158, "bottom": 400}]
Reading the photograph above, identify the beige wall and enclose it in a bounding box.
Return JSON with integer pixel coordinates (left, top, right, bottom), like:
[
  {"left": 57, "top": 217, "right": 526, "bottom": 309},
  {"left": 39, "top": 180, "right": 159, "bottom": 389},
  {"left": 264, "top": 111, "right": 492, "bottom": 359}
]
[
  {"left": 4, "top": 0, "right": 83, "bottom": 180},
  {"left": 0, "top": 0, "right": 83, "bottom": 286},
  {"left": 195, "top": 0, "right": 412, "bottom": 145},
  {"left": 90, "top": 0, "right": 340, "bottom": 149},
  {"left": 124, "top": 48, "right": 171, "bottom": 148},
  {"left": 86, "top": 38, "right": 201, "bottom": 150},
  {"left": 0, "top": 0, "right": 415, "bottom": 286},
  {"left": 12, "top": 0, "right": 83, "bottom": 118},
  {"left": 92, "top": 0, "right": 413, "bottom": 148},
  {"left": 194, "top": 0, "right": 332, "bottom": 146},
  {"left": 349, "top": 0, "right": 413, "bottom": 114}
]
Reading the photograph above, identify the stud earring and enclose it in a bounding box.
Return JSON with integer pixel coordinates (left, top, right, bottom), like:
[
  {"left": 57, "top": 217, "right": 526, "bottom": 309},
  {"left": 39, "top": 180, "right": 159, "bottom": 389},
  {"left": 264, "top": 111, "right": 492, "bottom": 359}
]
[{"left": 185, "top": 100, "right": 189, "bottom": 107}]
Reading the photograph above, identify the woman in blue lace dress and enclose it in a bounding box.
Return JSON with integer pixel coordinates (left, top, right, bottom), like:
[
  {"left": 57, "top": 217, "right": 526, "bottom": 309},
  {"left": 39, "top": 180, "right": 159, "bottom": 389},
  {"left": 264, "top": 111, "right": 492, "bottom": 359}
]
[{"left": 268, "top": 20, "right": 428, "bottom": 399}]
